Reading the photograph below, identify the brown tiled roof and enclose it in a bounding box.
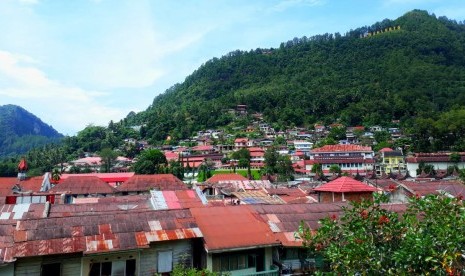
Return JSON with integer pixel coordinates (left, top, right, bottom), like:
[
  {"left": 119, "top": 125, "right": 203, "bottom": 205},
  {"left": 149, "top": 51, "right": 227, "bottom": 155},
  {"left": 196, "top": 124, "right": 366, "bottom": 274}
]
[
  {"left": 50, "top": 176, "right": 117, "bottom": 195},
  {"left": 406, "top": 152, "right": 465, "bottom": 163},
  {"left": 399, "top": 180, "right": 465, "bottom": 197},
  {"left": 117, "top": 174, "right": 187, "bottom": 192},
  {"left": 190, "top": 205, "right": 279, "bottom": 253}
]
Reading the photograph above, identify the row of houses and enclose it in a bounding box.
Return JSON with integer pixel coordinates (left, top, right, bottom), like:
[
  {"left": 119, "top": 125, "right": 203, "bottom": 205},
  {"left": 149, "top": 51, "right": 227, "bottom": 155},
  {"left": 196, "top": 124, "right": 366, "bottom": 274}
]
[{"left": 1, "top": 166, "right": 464, "bottom": 275}]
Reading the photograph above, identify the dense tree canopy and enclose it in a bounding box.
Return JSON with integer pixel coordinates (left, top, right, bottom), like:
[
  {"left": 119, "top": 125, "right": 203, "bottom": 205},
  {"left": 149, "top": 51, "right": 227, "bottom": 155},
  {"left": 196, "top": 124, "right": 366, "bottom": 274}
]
[
  {"left": 133, "top": 149, "right": 168, "bottom": 174},
  {"left": 298, "top": 193, "right": 465, "bottom": 274},
  {"left": 125, "top": 10, "right": 465, "bottom": 151}
]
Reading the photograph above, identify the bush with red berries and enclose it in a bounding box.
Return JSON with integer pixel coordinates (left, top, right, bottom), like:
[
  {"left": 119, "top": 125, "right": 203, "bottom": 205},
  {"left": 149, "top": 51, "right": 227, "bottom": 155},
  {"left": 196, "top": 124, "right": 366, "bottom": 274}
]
[{"left": 297, "top": 193, "right": 465, "bottom": 275}]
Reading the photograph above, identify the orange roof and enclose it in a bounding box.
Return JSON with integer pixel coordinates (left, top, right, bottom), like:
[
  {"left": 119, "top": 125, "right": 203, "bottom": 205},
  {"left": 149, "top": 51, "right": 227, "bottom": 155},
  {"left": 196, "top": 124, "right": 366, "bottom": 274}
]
[
  {"left": 190, "top": 206, "right": 279, "bottom": 252},
  {"left": 312, "top": 144, "right": 372, "bottom": 152},
  {"left": 117, "top": 174, "right": 187, "bottom": 192},
  {"left": 379, "top": 147, "right": 394, "bottom": 152},
  {"left": 314, "top": 176, "right": 377, "bottom": 193},
  {"left": 234, "top": 138, "right": 248, "bottom": 143},
  {"left": 206, "top": 173, "right": 248, "bottom": 183}
]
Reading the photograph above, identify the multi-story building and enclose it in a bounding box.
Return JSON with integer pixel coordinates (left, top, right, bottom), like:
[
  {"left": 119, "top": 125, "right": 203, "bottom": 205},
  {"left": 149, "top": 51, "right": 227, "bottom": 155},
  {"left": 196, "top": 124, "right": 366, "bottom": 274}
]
[{"left": 305, "top": 144, "right": 375, "bottom": 175}]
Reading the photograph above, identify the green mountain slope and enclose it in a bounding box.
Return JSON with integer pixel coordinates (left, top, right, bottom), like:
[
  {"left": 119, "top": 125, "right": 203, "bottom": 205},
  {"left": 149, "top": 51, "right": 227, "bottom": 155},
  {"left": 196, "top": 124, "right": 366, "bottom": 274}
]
[
  {"left": 128, "top": 10, "right": 465, "bottom": 143},
  {"left": 0, "top": 105, "right": 63, "bottom": 157}
]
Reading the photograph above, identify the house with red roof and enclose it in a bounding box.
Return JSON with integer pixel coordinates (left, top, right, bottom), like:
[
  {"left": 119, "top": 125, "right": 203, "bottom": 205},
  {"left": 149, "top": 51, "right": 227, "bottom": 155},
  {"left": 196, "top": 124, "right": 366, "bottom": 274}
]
[
  {"left": 0, "top": 201, "right": 204, "bottom": 275},
  {"left": 234, "top": 138, "right": 248, "bottom": 150},
  {"left": 249, "top": 147, "right": 265, "bottom": 167},
  {"left": 313, "top": 176, "right": 377, "bottom": 203},
  {"left": 49, "top": 176, "right": 118, "bottom": 203},
  {"left": 181, "top": 153, "right": 224, "bottom": 169},
  {"left": 405, "top": 152, "right": 465, "bottom": 177},
  {"left": 190, "top": 205, "right": 280, "bottom": 275},
  {"left": 191, "top": 145, "right": 215, "bottom": 154},
  {"left": 305, "top": 144, "right": 375, "bottom": 176}
]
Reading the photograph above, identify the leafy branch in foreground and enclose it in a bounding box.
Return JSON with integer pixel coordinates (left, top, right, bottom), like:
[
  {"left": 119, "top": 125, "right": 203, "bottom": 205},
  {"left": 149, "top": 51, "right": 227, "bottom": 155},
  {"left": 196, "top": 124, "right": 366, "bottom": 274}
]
[{"left": 298, "top": 193, "right": 465, "bottom": 275}]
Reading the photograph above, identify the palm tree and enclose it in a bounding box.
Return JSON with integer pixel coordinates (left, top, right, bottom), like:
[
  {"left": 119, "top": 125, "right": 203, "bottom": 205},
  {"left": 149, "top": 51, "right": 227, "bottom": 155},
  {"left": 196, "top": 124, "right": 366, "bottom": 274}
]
[{"left": 51, "top": 168, "right": 61, "bottom": 184}]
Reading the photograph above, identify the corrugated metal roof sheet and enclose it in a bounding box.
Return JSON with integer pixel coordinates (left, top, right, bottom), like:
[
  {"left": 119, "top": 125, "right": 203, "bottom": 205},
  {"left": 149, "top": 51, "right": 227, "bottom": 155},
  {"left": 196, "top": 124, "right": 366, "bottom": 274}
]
[
  {"left": 50, "top": 176, "right": 117, "bottom": 195},
  {"left": 0, "top": 208, "right": 202, "bottom": 262},
  {"left": 190, "top": 205, "right": 279, "bottom": 253},
  {"left": 117, "top": 174, "right": 187, "bottom": 192}
]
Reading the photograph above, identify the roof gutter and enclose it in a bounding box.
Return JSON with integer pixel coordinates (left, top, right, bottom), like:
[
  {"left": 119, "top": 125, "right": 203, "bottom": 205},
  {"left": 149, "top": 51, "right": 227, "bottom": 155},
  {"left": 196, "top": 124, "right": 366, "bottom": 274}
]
[{"left": 206, "top": 242, "right": 280, "bottom": 254}]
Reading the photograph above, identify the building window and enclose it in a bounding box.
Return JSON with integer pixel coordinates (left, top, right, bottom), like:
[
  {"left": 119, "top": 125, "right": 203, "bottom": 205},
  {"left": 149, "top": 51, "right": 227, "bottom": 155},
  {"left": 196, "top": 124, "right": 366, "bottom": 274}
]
[
  {"left": 212, "top": 253, "right": 256, "bottom": 272},
  {"left": 89, "top": 262, "right": 112, "bottom": 276},
  {"left": 89, "top": 260, "right": 136, "bottom": 276},
  {"left": 158, "top": 251, "right": 173, "bottom": 273},
  {"left": 41, "top": 263, "right": 61, "bottom": 276}
]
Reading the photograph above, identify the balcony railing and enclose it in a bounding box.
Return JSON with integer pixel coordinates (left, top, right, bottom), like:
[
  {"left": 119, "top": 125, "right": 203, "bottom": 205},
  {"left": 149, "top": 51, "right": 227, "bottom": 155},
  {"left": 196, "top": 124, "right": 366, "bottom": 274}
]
[{"left": 243, "top": 266, "right": 279, "bottom": 276}]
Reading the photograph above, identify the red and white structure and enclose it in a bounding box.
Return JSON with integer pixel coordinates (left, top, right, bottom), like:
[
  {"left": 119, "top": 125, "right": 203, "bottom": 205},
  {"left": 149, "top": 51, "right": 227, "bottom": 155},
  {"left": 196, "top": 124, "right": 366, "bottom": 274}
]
[{"left": 305, "top": 144, "right": 375, "bottom": 175}]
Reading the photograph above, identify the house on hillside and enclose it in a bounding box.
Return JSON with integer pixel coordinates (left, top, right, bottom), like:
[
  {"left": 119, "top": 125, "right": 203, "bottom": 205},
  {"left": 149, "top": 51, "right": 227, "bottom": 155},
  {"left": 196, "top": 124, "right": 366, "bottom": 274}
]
[
  {"left": 406, "top": 152, "right": 465, "bottom": 177},
  {"left": 234, "top": 138, "right": 248, "bottom": 150},
  {"left": 305, "top": 144, "right": 375, "bottom": 176},
  {"left": 293, "top": 140, "right": 313, "bottom": 154},
  {"left": 376, "top": 148, "right": 406, "bottom": 175}
]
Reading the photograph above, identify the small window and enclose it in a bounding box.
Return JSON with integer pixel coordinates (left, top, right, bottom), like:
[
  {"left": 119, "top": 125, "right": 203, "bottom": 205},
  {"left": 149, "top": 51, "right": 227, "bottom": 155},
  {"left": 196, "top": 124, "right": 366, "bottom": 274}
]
[
  {"left": 89, "top": 262, "right": 112, "bottom": 276},
  {"left": 126, "top": 259, "right": 136, "bottom": 276},
  {"left": 41, "top": 263, "right": 61, "bottom": 276}
]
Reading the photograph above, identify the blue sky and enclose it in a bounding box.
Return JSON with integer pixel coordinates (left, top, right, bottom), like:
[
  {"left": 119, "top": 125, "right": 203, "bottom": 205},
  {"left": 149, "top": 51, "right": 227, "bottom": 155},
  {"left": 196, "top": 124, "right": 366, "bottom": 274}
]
[{"left": 0, "top": 0, "right": 464, "bottom": 135}]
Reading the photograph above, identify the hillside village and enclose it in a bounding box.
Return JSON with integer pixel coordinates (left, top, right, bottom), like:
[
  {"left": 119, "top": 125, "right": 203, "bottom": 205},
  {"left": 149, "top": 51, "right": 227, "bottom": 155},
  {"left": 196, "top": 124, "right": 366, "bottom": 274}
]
[{"left": 0, "top": 105, "right": 464, "bottom": 275}]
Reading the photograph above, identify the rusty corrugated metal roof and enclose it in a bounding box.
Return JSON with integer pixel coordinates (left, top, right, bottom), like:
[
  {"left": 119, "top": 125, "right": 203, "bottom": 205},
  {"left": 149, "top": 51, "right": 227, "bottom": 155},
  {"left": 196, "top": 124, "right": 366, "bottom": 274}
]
[
  {"left": 50, "top": 176, "right": 117, "bottom": 195},
  {"left": 117, "top": 174, "right": 187, "bottom": 192},
  {"left": 190, "top": 205, "right": 279, "bottom": 253},
  {"left": 0, "top": 208, "right": 201, "bottom": 262}
]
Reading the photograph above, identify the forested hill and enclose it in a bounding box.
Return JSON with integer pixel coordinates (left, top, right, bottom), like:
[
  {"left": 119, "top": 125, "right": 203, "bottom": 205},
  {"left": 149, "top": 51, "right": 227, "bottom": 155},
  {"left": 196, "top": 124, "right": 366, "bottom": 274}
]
[
  {"left": 0, "top": 105, "right": 62, "bottom": 157},
  {"left": 128, "top": 10, "right": 465, "bottom": 143}
]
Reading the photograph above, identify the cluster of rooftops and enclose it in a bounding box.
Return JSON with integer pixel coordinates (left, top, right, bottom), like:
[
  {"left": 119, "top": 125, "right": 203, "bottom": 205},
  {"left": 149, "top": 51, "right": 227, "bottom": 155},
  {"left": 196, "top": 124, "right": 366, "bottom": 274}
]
[{"left": 0, "top": 170, "right": 463, "bottom": 274}]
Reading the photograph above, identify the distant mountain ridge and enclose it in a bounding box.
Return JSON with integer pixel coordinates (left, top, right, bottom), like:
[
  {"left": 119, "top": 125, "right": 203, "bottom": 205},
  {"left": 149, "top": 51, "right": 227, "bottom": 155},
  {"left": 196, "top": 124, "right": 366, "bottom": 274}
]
[
  {"left": 0, "top": 105, "right": 63, "bottom": 157},
  {"left": 125, "top": 10, "right": 465, "bottom": 144}
]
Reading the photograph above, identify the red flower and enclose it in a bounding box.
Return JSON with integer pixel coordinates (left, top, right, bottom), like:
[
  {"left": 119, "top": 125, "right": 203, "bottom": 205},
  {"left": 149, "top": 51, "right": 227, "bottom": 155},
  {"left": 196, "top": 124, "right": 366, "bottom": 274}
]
[
  {"left": 388, "top": 184, "right": 396, "bottom": 192},
  {"left": 378, "top": 215, "right": 390, "bottom": 225},
  {"left": 330, "top": 214, "right": 337, "bottom": 221},
  {"left": 457, "top": 195, "right": 464, "bottom": 201},
  {"left": 360, "top": 209, "right": 369, "bottom": 219}
]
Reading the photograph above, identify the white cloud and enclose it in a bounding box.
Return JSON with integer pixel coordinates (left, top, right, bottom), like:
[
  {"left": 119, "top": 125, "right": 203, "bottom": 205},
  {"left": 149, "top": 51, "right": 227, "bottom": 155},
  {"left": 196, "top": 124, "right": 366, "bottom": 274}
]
[{"left": 0, "top": 50, "right": 128, "bottom": 135}]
